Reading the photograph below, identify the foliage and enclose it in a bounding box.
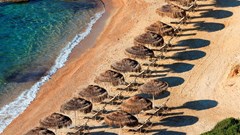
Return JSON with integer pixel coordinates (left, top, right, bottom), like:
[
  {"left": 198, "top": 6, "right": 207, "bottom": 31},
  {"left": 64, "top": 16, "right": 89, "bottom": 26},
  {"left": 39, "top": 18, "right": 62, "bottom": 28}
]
[{"left": 202, "top": 118, "right": 240, "bottom": 135}]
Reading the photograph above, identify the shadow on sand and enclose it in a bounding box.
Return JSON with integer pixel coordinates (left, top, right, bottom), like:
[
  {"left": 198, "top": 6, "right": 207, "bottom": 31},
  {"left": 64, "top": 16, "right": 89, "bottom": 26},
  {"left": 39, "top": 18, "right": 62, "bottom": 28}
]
[
  {"left": 182, "top": 22, "right": 225, "bottom": 32},
  {"left": 159, "top": 115, "right": 199, "bottom": 127},
  {"left": 215, "top": 0, "right": 240, "bottom": 7},
  {"left": 151, "top": 129, "right": 186, "bottom": 135},
  {"left": 176, "top": 38, "right": 210, "bottom": 49},
  {"left": 170, "top": 50, "right": 206, "bottom": 61},
  {"left": 191, "top": 10, "right": 233, "bottom": 19},
  {"left": 161, "top": 62, "right": 194, "bottom": 73},
  {"left": 171, "top": 100, "right": 218, "bottom": 111},
  {"left": 157, "top": 76, "right": 185, "bottom": 87},
  {"left": 91, "top": 131, "right": 117, "bottom": 135}
]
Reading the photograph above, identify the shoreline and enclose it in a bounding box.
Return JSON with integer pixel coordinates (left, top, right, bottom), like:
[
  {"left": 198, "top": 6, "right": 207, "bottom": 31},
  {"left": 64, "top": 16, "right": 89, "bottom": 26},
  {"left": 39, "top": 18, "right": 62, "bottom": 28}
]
[
  {"left": 1, "top": 0, "right": 119, "bottom": 134},
  {"left": 0, "top": 1, "right": 106, "bottom": 133},
  {"left": 2, "top": 0, "right": 240, "bottom": 134}
]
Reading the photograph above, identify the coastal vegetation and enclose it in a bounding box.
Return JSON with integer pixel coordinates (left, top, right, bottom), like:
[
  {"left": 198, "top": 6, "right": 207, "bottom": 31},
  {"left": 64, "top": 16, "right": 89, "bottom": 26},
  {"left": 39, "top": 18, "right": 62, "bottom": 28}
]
[{"left": 202, "top": 118, "right": 240, "bottom": 135}]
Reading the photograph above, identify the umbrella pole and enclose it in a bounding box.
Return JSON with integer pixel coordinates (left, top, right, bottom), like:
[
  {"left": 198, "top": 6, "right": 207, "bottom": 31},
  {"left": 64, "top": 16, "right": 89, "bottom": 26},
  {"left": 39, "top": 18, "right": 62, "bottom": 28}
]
[
  {"left": 152, "top": 95, "right": 155, "bottom": 108},
  {"left": 75, "top": 111, "right": 77, "bottom": 125},
  {"left": 119, "top": 126, "right": 122, "bottom": 135}
]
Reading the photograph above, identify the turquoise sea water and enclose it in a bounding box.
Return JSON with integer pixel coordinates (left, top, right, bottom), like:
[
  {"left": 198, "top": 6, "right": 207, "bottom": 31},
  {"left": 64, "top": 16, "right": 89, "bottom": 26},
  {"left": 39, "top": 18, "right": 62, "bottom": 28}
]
[{"left": 0, "top": 0, "right": 104, "bottom": 132}]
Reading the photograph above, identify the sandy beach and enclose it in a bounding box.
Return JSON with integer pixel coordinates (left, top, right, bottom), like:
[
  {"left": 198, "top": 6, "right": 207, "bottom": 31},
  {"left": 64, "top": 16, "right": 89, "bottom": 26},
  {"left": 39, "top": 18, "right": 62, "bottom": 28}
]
[{"left": 2, "top": 0, "right": 240, "bottom": 134}]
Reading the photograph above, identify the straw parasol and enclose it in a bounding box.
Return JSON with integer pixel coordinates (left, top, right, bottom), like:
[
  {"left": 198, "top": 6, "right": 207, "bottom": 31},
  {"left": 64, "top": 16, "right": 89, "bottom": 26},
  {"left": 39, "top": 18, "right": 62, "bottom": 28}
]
[
  {"left": 60, "top": 97, "right": 92, "bottom": 125},
  {"left": 165, "top": 0, "right": 195, "bottom": 7},
  {"left": 25, "top": 127, "right": 55, "bottom": 135},
  {"left": 125, "top": 45, "right": 154, "bottom": 59},
  {"left": 139, "top": 79, "right": 168, "bottom": 107},
  {"left": 134, "top": 32, "right": 164, "bottom": 47},
  {"left": 60, "top": 98, "right": 92, "bottom": 113},
  {"left": 120, "top": 95, "right": 152, "bottom": 114},
  {"left": 156, "top": 4, "right": 186, "bottom": 18},
  {"left": 94, "top": 70, "right": 127, "bottom": 86},
  {"left": 79, "top": 85, "right": 108, "bottom": 103},
  {"left": 145, "top": 21, "right": 178, "bottom": 36},
  {"left": 40, "top": 113, "right": 72, "bottom": 129},
  {"left": 111, "top": 58, "right": 141, "bottom": 73},
  {"left": 104, "top": 111, "right": 139, "bottom": 127}
]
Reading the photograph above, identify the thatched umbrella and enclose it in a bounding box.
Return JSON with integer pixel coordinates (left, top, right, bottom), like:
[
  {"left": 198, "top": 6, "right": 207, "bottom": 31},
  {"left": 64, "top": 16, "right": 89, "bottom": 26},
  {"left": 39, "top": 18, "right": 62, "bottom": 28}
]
[
  {"left": 60, "top": 97, "right": 92, "bottom": 113},
  {"left": 94, "top": 70, "right": 127, "bottom": 86},
  {"left": 60, "top": 97, "right": 92, "bottom": 125},
  {"left": 79, "top": 85, "right": 108, "bottom": 103},
  {"left": 104, "top": 111, "right": 138, "bottom": 127},
  {"left": 111, "top": 58, "right": 141, "bottom": 73},
  {"left": 25, "top": 127, "right": 55, "bottom": 135},
  {"left": 156, "top": 4, "right": 186, "bottom": 18},
  {"left": 125, "top": 45, "right": 154, "bottom": 59},
  {"left": 165, "top": 0, "right": 196, "bottom": 7},
  {"left": 40, "top": 113, "right": 72, "bottom": 134},
  {"left": 139, "top": 79, "right": 168, "bottom": 107},
  {"left": 134, "top": 32, "right": 164, "bottom": 47},
  {"left": 120, "top": 95, "right": 152, "bottom": 114},
  {"left": 145, "top": 21, "right": 179, "bottom": 36}
]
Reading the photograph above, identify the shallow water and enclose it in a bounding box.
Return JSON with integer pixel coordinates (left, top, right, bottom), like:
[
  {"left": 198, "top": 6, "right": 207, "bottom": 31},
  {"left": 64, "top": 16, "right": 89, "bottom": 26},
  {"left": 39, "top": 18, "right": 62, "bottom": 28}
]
[{"left": 0, "top": 0, "right": 104, "bottom": 132}]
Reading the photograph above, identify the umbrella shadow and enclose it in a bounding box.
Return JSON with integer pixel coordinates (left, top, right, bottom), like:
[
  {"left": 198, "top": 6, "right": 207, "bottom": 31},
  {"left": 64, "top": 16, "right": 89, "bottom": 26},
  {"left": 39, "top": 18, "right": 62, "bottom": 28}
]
[
  {"left": 149, "top": 129, "right": 186, "bottom": 135},
  {"left": 176, "top": 38, "right": 210, "bottom": 49},
  {"left": 214, "top": 0, "right": 240, "bottom": 7},
  {"left": 6, "top": 67, "right": 48, "bottom": 83},
  {"left": 171, "top": 100, "right": 218, "bottom": 111},
  {"left": 176, "top": 33, "right": 197, "bottom": 37},
  {"left": 167, "top": 48, "right": 187, "bottom": 52},
  {"left": 197, "top": 3, "right": 216, "bottom": 8},
  {"left": 91, "top": 131, "right": 117, "bottom": 135},
  {"left": 170, "top": 50, "right": 206, "bottom": 61},
  {"left": 161, "top": 62, "right": 194, "bottom": 73},
  {"left": 185, "top": 21, "right": 205, "bottom": 25},
  {"left": 182, "top": 22, "right": 225, "bottom": 32},
  {"left": 195, "top": 22, "right": 225, "bottom": 32},
  {"left": 149, "top": 70, "right": 170, "bottom": 74},
  {"left": 89, "top": 125, "right": 109, "bottom": 130},
  {"left": 191, "top": 10, "right": 233, "bottom": 19},
  {"left": 156, "top": 77, "right": 185, "bottom": 87},
  {"left": 194, "top": 8, "right": 213, "bottom": 12},
  {"left": 158, "top": 115, "right": 199, "bottom": 127},
  {"left": 140, "top": 74, "right": 167, "bottom": 79}
]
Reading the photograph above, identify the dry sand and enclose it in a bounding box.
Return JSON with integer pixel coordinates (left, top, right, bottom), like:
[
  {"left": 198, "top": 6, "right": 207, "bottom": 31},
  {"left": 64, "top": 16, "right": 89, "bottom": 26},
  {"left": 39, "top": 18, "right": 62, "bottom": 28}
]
[{"left": 2, "top": 0, "right": 240, "bottom": 134}]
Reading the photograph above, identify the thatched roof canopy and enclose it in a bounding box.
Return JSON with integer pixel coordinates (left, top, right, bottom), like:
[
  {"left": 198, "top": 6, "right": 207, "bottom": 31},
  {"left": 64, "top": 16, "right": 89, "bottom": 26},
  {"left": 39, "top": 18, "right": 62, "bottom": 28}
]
[
  {"left": 165, "top": 0, "right": 195, "bottom": 7},
  {"left": 104, "top": 111, "right": 138, "bottom": 127},
  {"left": 60, "top": 97, "right": 92, "bottom": 113},
  {"left": 125, "top": 45, "right": 154, "bottom": 59},
  {"left": 40, "top": 113, "right": 72, "bottom": 129},
  {"left": 25, "top": 127, "right": 55, "bottom": 135},
  {"left": 134, "top": 32, "right": 164, "bottom": 47},
  {"left": 79, "top": 85, "right": 108, "bottom": 103},
  {"left": 94, "top": 70, "right": 126, "bottom": 86},
  {"left": 111, "top": 58, "right": 141, "bottom": 73},
  {"left": 120, "top": 95, "right": 152, "bottom": 114},
  {"left": 156, "top": 4, "right": 186, "bottom": 18},
  {"left": 145, "top": 21, "right": 177, "bottom": 36},
  {"left": 139, "top": 79, "right": 168, "bottom": 96}
]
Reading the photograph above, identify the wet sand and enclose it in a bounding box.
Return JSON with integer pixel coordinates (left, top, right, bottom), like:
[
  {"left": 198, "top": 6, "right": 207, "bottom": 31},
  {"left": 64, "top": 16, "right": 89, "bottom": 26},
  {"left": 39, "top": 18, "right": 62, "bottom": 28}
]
[{"left": 3, "top": 0, "right": 240, "bottom": 134}]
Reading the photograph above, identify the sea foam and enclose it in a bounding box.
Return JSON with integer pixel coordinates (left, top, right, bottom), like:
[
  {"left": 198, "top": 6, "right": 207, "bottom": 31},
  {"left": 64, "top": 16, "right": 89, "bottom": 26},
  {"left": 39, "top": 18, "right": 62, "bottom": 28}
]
[{"left": 0, "top": 9, "right": 105, "bottom": 133}]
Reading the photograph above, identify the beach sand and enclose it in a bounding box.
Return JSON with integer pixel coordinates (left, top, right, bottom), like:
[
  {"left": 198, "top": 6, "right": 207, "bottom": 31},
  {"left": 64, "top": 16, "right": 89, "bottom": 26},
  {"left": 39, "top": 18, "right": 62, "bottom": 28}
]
[{"left": 2, "top": 0, "right": 240, "bottom": 134}]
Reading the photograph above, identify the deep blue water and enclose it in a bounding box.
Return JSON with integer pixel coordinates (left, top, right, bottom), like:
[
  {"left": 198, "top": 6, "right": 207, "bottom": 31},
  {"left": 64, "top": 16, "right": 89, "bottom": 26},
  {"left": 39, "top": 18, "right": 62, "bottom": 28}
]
[
  {"left": 0, "top": 0, "right": 103, "bottom": 106},
  {"left": 0, "top": 0, "right": 104, "bottom": 132}
]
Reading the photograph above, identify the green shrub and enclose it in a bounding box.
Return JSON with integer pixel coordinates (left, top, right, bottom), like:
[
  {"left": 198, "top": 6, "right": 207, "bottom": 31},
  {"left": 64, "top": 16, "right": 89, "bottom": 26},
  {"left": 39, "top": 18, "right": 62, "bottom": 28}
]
[{"left": 201, "top": 118, "right": 240, "bottom": 135}]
